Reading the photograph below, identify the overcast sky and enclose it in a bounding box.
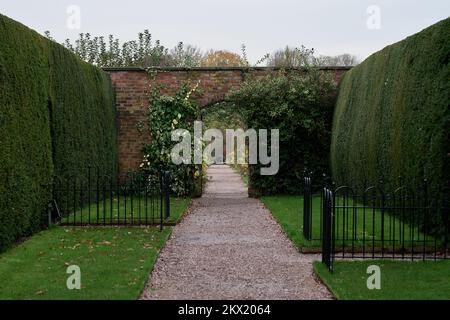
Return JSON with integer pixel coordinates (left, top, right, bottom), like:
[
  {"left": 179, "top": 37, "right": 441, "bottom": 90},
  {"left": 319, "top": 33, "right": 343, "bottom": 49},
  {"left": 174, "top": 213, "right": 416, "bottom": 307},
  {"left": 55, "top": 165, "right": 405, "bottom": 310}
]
[{"left": 1, "top": 0, "right": 449, "bottom": 63}]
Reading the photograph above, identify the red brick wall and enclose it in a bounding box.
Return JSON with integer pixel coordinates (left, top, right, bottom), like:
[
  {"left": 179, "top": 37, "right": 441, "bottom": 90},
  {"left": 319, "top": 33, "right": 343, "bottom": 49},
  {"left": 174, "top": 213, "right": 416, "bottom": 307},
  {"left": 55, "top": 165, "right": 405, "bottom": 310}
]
[{"left": 107, "top": 67, "right": 350, "bottom": 175}]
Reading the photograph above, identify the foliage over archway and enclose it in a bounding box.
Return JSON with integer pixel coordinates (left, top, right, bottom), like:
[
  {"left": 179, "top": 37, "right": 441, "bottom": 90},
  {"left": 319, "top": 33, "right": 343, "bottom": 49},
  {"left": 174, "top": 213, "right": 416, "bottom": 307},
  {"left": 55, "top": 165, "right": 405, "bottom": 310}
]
[
  {"left": 227, "top": 67, "right": 338, "bottom": 194},
  {"left": 202, "top": 102, "right": 248, "bottom": 180}
]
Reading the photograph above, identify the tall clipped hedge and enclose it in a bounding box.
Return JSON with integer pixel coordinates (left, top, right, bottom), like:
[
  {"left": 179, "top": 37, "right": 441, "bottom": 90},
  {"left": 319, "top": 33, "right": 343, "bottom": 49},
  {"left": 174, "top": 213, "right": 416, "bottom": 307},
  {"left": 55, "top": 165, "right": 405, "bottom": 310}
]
[
  {"left": 331, "top": 18, "right": 450, "bottom": 209},
  {"left": 47, "top": 41, "right": 117, "bottom": 184},
  {"left": 0, "top": 15, "right": 54, "bottom": 251},
  {"left": 0, "top": 14, "right": 117, "bottom": 251}
]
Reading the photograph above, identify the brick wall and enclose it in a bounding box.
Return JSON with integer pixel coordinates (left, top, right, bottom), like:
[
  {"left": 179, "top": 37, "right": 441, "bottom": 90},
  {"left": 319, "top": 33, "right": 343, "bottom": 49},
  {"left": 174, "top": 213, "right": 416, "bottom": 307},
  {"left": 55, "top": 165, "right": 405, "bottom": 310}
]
[{"left": 106, "top": 67, "right": 350, "bottom": 175}]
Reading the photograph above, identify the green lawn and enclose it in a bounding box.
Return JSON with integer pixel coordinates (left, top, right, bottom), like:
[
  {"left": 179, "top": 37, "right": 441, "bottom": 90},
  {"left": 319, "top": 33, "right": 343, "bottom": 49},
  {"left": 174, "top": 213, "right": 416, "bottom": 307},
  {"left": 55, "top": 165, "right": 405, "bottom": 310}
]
[
  {"left": 0, "top": 226, "right": 171, "bottom": 300},
  {"left": 261, "top": 195, "right": 432, "bottom": 251},
  {"left": 60, "top": 197, "right": 191, "bottom": 225},
  {"left": 261, "top": 195, "right": 320, "bottom": 249},
  {"left": 314, "top": 260, "right": 450, "bottom": 300}
]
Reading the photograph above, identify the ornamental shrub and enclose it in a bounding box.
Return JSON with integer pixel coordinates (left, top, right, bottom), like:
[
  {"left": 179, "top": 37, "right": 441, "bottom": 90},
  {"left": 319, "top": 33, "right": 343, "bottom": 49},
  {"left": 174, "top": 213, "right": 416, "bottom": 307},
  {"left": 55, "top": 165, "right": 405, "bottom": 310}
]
[{"left": 228, "top": 68, "right": 338, "bottom": 194}]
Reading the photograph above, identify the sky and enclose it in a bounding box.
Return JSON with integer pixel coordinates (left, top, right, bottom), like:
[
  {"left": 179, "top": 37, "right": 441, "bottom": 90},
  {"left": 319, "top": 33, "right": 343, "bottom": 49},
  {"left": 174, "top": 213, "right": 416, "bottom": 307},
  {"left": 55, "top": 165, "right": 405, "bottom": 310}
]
[{"left": 0, "top": 0, "right": 449, "bottom": 64}]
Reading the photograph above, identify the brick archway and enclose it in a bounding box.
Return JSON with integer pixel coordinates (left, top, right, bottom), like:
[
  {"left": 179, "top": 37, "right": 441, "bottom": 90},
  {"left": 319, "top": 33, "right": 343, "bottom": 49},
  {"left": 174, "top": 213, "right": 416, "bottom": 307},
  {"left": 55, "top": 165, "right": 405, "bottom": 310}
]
[{"left": 106, "top": 67, "right": 350, "bottom": 175}]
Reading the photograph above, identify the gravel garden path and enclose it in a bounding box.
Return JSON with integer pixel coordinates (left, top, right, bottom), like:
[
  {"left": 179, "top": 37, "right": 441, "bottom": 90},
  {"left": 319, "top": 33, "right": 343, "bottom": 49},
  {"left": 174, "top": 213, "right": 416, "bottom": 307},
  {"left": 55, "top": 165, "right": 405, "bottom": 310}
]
[{"left": 141, "top": 165, "right": 331, "bottom": 300}]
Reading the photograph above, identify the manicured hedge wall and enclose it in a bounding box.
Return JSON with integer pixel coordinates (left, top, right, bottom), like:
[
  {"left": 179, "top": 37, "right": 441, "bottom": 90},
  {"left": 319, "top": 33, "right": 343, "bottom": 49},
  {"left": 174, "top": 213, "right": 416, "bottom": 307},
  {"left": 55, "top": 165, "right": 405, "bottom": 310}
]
[
  {"left": 331, "top": 18, "right": 450, "bottom": 206},
  {"left": 47, "top": 41, "right": 117, "bottom": 185},
  {"left": 0, "top": 14, "right": 117, "bottom": 251},
  {"left": 0, "top": 15, "right": 54, "bottom": 251}
]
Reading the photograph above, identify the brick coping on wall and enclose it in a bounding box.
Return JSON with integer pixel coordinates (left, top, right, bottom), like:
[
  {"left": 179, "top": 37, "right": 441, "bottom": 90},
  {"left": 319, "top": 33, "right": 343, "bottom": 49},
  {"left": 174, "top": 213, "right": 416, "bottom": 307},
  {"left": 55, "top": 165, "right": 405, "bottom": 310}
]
[
  {"left": 107, "top": 66, "right": 351, "bottom": 176},
  {"left": 103, "top": 66, "right": 352, "bottom": 72}
]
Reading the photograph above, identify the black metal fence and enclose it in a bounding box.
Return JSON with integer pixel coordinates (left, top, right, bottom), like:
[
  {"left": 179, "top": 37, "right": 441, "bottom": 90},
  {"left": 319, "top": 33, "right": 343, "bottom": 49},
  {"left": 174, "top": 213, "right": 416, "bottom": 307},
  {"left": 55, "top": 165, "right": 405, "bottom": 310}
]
[
  {"left": 303, "top": 176, "right": 313, "bottom": 241},
  {"left": 321, "top": 187, "right": 334, "bottom": 271},
  {"left": 49, "top": 167, "right": 171, "bottom": 229},
  {"left": 303, "top": 176, "right": 450, "bottom": 271}
]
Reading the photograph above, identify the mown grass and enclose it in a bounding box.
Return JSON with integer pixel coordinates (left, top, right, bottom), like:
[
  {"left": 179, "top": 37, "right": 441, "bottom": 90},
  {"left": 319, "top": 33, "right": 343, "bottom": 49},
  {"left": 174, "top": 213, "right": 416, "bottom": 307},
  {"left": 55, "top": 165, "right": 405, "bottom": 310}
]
[
  {"left": 0, "top": 226, "right": 171, "bottom": 300},
  {"left": 261, "top": 195, "right": 432, "bottom": 251},
  {"left": 60, "top": 197, "right": 190, "bottom": 225},
  {"left": 261, "top": 195, "right": 321, "bottom": 249},
  {"left": 314, "top": 260, "right": 450, "bottom": 300}
]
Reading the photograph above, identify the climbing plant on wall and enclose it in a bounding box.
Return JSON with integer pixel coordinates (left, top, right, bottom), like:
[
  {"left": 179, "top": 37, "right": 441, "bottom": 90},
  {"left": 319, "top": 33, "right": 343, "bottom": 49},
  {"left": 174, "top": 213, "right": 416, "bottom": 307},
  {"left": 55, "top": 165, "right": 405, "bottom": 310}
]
[{"left": 141, "top": 77, "right": 202, "bottom": 196}]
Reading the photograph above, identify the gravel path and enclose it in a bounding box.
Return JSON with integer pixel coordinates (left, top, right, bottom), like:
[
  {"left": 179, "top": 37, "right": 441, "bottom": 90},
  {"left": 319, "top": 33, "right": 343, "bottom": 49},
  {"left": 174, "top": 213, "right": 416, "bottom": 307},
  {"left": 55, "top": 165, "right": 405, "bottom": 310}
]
[{"left": 141, "top": 165, "right": 331, "bottom": 300}]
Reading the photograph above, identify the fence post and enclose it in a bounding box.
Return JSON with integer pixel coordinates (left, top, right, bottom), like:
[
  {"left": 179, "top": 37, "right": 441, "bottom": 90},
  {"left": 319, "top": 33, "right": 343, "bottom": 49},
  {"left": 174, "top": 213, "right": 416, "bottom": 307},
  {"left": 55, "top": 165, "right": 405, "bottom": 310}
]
[
  {"left": 96, "top": 167, "right": 100, "bottom": 224},
  {"left": 303, "top": 176, "right": 312, "bottom": 241},
  {"left": 444, "top": 181, "right": 450, "bottom": 259},
  {"left": 199, "top": 164, "right": 203, "bottom": 196},
  {"left": 445, "top": 203, "right": 449, "bottom": 260},
  {"left": 322, "top": 187, "right": 334, "bottom": 272},
  {"left": 159, "top": 171, "right": 163, "bottom": 231},
  {"left": 47, "top": 202, "right": 53, "bottom": 227},
  {"left": 422, "top": 179, "right": 429, "bottom": 260},
  {"left": 164, "top": 171, "right": 171, "bottom": 219},
  {"left": 88, "top": 166, "right": 91, "bottom": 224},
  {"left": 380, "top": 179, "right": 386, "bottom": 258}
]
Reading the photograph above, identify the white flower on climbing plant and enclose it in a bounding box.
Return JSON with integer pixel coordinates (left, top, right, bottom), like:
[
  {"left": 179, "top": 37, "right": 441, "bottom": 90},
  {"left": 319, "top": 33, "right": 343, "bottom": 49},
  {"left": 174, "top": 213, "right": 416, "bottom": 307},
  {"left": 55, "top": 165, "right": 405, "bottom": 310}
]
[{"left": 173, "top": 119, "right": 178, "bottom": 125}]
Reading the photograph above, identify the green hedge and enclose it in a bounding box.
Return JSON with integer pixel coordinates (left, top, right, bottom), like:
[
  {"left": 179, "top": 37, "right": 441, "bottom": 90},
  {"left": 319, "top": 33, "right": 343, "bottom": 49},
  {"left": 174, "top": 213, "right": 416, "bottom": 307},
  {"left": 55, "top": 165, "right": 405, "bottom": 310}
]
[
  {"left": 47, "top": 41, "right": 117, "bottom": 185},
  {"left": 229, "top": 70, "right": 338, "bottom": 194},
  {"left": 331, "top": 18, "right": 450, "bottom": 212},
  {"left": 0, "top": 14, "right": 116, "bottom": 251},
  {"left": 0, "top": 15, "right": 54, "bottom": 251}
]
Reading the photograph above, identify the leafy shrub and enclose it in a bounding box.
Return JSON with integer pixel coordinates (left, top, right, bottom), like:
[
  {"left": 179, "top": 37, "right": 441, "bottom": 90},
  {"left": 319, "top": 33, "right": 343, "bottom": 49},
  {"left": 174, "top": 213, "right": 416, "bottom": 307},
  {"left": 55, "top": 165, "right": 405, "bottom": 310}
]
[
  {"left": 331, "top": 18, "right": 450, "bottom": 226},
  {"left": 141, "top": 80, "right": 201, "bottom": 196},
  {"left": 0, "top": 14, "right": 116, "bottom": 251},
  {"left": 228, "top": 68, "right": 338, "bottom": 194}
]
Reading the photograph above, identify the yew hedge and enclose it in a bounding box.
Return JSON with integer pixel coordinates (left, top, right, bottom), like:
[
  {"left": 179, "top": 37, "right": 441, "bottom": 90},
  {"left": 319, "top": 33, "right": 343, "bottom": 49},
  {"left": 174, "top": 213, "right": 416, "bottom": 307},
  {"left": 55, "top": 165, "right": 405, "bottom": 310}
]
[
  {"left": 0, "top": 14, "right": 116, "bottom": 251},
  {"left": 331, "top": 18, "right": 450, "bottom": 226}
]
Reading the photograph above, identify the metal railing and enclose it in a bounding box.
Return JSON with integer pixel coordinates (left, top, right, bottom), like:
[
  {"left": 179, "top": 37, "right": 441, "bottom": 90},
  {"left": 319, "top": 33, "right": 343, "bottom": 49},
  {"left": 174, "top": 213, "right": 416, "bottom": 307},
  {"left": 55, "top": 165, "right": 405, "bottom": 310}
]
[
  {"left": 302, "top": 176, "right": 450, "bottom": 271},
  {"left": 50, "top": 167, "right": 171, "bottom": 229},
  {"left": 303, "top": 176, "right": 313, "bottom": 241},
  {"left": 321, "top": 187, "right": 334, "bottom": 271}
]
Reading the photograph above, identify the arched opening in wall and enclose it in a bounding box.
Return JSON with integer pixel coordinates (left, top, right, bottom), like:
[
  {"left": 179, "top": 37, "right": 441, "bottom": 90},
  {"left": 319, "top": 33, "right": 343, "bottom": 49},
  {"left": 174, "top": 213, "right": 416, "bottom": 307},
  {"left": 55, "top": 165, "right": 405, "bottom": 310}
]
[{"left": 201, "top": 101, "right": 249, "bottom": 189}]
